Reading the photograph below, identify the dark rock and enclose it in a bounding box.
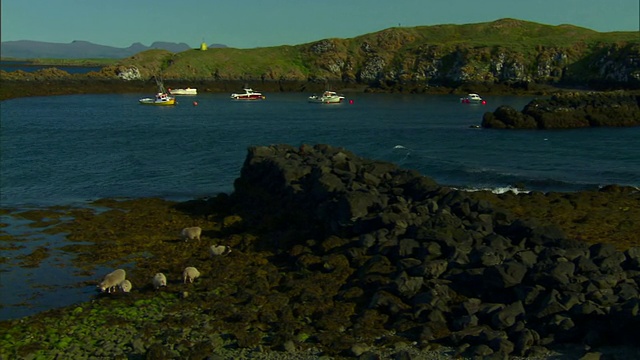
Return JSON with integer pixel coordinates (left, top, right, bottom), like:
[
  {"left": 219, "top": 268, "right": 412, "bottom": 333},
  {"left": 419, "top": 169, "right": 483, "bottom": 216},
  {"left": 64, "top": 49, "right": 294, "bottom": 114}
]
[
  {"left": 369, "top": 290, "right": 411, "bottom": 314},
  {"left": 511, "top": 327, "right": 540, "bottom": 356},
  {"left": 482, "top": 92, "right": 640, "bottom": 129},
  {"left": 228, "top": 144, "right": 640, "bottom": 355},
  {"left": 596, "top": 252, "right": 627, "bottom": 274},
  {"left": 574, "top": 255, "right": 600, "bottom": 274},
  {"left": 534, "top": 289, "right": 568, "bottom": 318},
  {"left": 514, "top": 250, "right": 538, "bottom": 268},
  {"left": 397, "top": 238, "right": 420, "bottom": 257},
  {"left": 590, "top": 243, "right": 618, "bottom": 259},
  {"left": 452, "top": 314, "right": 479, "bottom": 331},
  {"left": 624, "top": 246, "right": 640, "bottom": 268},
  {"left": 490, "top": 301, "right": 525, "bottom": 329},
  {"left": 482, "top": 105, "right": 537, "bottom": 129},
  {"left": 416, "top": 259, "right": 448, "bottom": 279},
  {"left": 393, "top": 271, "right": 424, "bottom": 298},
  {"left": 484, "top": 261, "right": 528, "bottom": 288}
]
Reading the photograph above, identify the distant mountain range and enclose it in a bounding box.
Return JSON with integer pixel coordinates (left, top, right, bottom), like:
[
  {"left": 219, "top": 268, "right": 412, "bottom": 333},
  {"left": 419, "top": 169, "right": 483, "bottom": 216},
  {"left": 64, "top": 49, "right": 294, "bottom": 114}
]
[{"left": 0, "top": 40, "right": 227, "bottom": 59}]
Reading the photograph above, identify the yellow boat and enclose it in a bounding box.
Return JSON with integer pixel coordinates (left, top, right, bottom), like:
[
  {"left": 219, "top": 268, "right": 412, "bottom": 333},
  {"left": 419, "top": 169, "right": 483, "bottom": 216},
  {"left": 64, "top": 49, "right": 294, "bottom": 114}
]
[
  {"left": 139, "top": 92, "right": 176, "bottom": 105},
  {"left": 139, "top": 77, "right": 177, "bottom": 105}
]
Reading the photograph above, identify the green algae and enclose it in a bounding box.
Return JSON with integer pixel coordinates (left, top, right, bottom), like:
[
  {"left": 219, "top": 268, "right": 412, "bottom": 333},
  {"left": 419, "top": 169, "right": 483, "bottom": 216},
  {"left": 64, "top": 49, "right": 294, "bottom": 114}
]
[
  {"left": 2, "top": 189, "right": 639, "bottom": 358},
  {"left": 15, "top": 246, "right": 51, "bottom": 268}
]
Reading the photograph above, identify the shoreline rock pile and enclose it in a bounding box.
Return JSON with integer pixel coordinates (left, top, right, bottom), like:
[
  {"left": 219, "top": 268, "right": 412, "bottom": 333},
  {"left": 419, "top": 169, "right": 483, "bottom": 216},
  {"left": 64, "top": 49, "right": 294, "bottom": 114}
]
[
  {"left": 231, "top": 144, "right": 640, "bottom": 358},
  {"left": 2, "top": 144, "right": 638, "bottom": 359}
]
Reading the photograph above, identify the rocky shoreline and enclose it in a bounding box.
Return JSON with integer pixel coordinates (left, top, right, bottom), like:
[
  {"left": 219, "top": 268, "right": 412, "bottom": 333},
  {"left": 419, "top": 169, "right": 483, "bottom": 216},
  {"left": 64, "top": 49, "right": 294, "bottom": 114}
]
[
  {"left": 1, "top": 144, "right": 638, "bottom": 359},
  {"left": 0, "top": 68, "right": 619, "bottom": 102}
]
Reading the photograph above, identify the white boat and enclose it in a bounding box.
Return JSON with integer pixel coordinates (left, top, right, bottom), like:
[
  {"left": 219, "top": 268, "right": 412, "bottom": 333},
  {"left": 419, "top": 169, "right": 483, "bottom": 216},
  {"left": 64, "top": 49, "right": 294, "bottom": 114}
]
[
  {"left": 308, "top": 90, "right": 345, "bottom": 104},
  {"left": 460, "top": 93, "right": 486, "bottom": 104},
  {"left": 139, "top": 92, "right": 176, "bottom": 105},
  {"left": 230, "top": 88, "right": 265, "bottom": 100},
  {"left": 168, "top": 87, "right": 197, "bottom": 95}
]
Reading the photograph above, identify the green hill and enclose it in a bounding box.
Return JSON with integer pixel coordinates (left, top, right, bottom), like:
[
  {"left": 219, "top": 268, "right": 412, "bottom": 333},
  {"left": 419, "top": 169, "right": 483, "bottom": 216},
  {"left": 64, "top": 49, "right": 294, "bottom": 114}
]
[{"left": 3, "top": 18, "right": 639, "bottom": 91}]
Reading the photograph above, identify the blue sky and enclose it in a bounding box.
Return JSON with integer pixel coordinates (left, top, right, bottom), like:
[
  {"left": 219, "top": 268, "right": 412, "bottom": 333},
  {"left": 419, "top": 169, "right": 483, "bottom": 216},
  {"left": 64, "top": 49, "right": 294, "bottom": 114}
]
[{"left": 2, "top": 0, "right": 638, "bottom": 49}]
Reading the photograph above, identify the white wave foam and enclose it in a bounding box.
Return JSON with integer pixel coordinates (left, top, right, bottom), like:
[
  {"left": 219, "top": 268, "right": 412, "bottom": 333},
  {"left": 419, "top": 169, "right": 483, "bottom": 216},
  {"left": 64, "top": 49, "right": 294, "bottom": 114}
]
[{"left": 458, "top": 185, "right": 531, "bottom": 194}]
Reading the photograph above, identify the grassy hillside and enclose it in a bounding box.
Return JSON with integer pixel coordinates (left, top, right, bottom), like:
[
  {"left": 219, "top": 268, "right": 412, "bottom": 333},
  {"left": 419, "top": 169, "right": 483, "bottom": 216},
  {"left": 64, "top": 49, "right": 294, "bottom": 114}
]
[
  {"left": 108, "top": 18, "right": 638, "bottom": 82},
  {"left": 4, "top": 18, "right": 638, "bottom": 90}
]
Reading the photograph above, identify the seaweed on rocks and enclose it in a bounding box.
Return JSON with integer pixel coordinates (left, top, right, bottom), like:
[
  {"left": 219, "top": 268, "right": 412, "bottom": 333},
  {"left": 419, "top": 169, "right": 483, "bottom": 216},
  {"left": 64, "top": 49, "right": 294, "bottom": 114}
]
[{"left": 1, "top": 144, "right": 639, "bottom": 359}]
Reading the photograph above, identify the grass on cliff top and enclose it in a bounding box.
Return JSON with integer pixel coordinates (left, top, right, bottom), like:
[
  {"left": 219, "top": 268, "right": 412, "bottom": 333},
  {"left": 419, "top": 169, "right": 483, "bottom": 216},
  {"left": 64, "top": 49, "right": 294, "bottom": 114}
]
[
  {"left": 166, "top": 46, "right": 309, "bottom": 77},
  {"left": 388, "top": 19, "right": 638, "bottom": 47},
  {"left": 116, "top": 18, "right": 638, "bottom": 79}
]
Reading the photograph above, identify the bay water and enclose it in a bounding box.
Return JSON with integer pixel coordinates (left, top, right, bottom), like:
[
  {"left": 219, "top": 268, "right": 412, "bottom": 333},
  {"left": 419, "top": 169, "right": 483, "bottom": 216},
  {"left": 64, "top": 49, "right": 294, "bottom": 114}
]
[{"left": 1, "top": 92, "right": 639, "bottom": 319}]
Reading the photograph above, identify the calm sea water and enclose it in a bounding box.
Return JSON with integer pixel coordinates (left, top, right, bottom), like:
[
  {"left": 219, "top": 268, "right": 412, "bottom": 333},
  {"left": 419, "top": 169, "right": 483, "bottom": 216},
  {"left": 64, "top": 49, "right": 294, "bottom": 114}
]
[
  {"left": 1, "top": 92, "right": 639, "bottom": 320},
  {"left": 1, "top": 92, "right": 639, "bottom": 209}
]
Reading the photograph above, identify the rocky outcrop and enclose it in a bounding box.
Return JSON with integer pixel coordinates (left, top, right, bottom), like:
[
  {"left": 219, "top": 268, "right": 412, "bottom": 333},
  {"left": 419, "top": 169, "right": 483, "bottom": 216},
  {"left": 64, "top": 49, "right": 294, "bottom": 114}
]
[
  {"left": 229, "top": 144, "right": 640, "bottom": 357},
  {"left": 295, "top": 21, "right": 640, "bottom": 89},
  {"left": 113, "top": 66, "right": 142, "bottom": 80},
  {"left": 298, "top": 41, "right": 640, "bottom": 90},
  {"left": 482, "top": 91, "right": 640, "bottom": 128}
]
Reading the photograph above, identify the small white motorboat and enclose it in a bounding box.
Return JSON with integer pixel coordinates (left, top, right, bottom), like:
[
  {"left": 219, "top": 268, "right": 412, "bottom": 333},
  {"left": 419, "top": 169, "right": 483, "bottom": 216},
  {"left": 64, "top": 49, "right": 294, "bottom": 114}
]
[
  {"left": 460, "top": 93, "right": 486, "bottom": 104},
  {"left": 230, "top": 88, "right": 265, "bottom": 100},
  {"left": 308, "top": 90, "right": 345, "bottom": 104},
  {"left": 168, "top": 87, "right": 197, "bottom": 95}
]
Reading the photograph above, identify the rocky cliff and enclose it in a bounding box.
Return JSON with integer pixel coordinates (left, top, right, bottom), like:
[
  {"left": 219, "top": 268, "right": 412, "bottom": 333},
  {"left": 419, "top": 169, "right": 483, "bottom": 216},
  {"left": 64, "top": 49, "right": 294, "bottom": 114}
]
[{"left": 130, "top": 19, "right": 640, "bottom": 90}]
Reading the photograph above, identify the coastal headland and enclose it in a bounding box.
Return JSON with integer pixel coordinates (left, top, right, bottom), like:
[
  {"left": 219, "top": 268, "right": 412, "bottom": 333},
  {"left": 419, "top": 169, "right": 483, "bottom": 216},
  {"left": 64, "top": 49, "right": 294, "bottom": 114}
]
[{"left": 1, "top": 144, "right": 638, "bottom": 359}]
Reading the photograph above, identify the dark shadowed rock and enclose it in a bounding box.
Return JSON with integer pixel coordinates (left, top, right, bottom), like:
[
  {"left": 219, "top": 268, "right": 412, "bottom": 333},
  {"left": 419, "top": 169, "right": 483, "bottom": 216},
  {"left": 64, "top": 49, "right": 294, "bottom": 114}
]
[
  {"left": 482, "top": 92, "right": 640, "bottom": 129},
  {"left": 226, "top": 144, "right": 640, "bottom": 356}
]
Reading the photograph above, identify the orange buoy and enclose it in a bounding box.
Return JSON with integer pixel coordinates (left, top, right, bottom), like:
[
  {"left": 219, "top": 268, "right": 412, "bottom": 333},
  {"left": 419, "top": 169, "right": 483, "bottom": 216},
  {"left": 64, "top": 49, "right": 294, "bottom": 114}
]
[{"left": 193, "top": 101, "right": 198, "bottom": 106}]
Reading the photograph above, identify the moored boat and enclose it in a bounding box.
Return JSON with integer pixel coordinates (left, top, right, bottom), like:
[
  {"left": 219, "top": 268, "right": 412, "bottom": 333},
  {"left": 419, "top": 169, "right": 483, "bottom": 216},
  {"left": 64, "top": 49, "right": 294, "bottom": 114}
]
[
  {"left": 139, "top": 92, "right": 176, "bottom": 105},
  {"left": 139, "top": 78, "right": 176, "bottom": 105},
  {"left": 460, "top": 93, "right": 486, "bottom": 104},
  {"left": 168, "top": 87, "right": 197, "bottom": 95},
  {"left": 230, "top": 88, "right": 265, "bottom": 100},
  {"left": 308, "top": 90, "right": 345, "bottom": 104}
]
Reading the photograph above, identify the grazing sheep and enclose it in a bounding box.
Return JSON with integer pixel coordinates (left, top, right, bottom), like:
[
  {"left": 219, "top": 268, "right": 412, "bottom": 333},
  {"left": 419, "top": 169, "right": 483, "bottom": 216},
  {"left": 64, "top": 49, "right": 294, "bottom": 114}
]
[
  {"left": 209, "top": 244, "right": 232, "bottom": 257},
  {"left": 152, "top": 273, "right": 167, "bottom": 289},
  {"left": 119, "top": 279, "right": 132, "bottom": 293},
  {"left": 183, "top": 267, "right": 200, "bottom": 284},
  {"left": 97, "top": 269, "right": 126, "bottom": 293},
  {"left": 181, "top": 227, "right": 202, "bottom": 242}
]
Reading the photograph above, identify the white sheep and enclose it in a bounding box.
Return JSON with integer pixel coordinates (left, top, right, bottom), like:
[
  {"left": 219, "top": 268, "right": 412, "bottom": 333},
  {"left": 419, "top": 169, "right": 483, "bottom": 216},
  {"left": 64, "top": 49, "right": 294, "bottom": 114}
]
[
  {"left": 209, "top": 244, "right": 232, "bottom": 257},
  {"left": 97, "top": 269, "right": 126, "bottom": 293},
  {"left": 119, "top": 279, "right": 132, "bottom": 293},
  {"left": 152, "top": 273, "right": 167, "bottom": 289},
  {"left": 181, "top": 227, "right": 202, "bottom": 242},
  {"left": 183, "top": 266, "right": 200, "bottom": 284}
]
